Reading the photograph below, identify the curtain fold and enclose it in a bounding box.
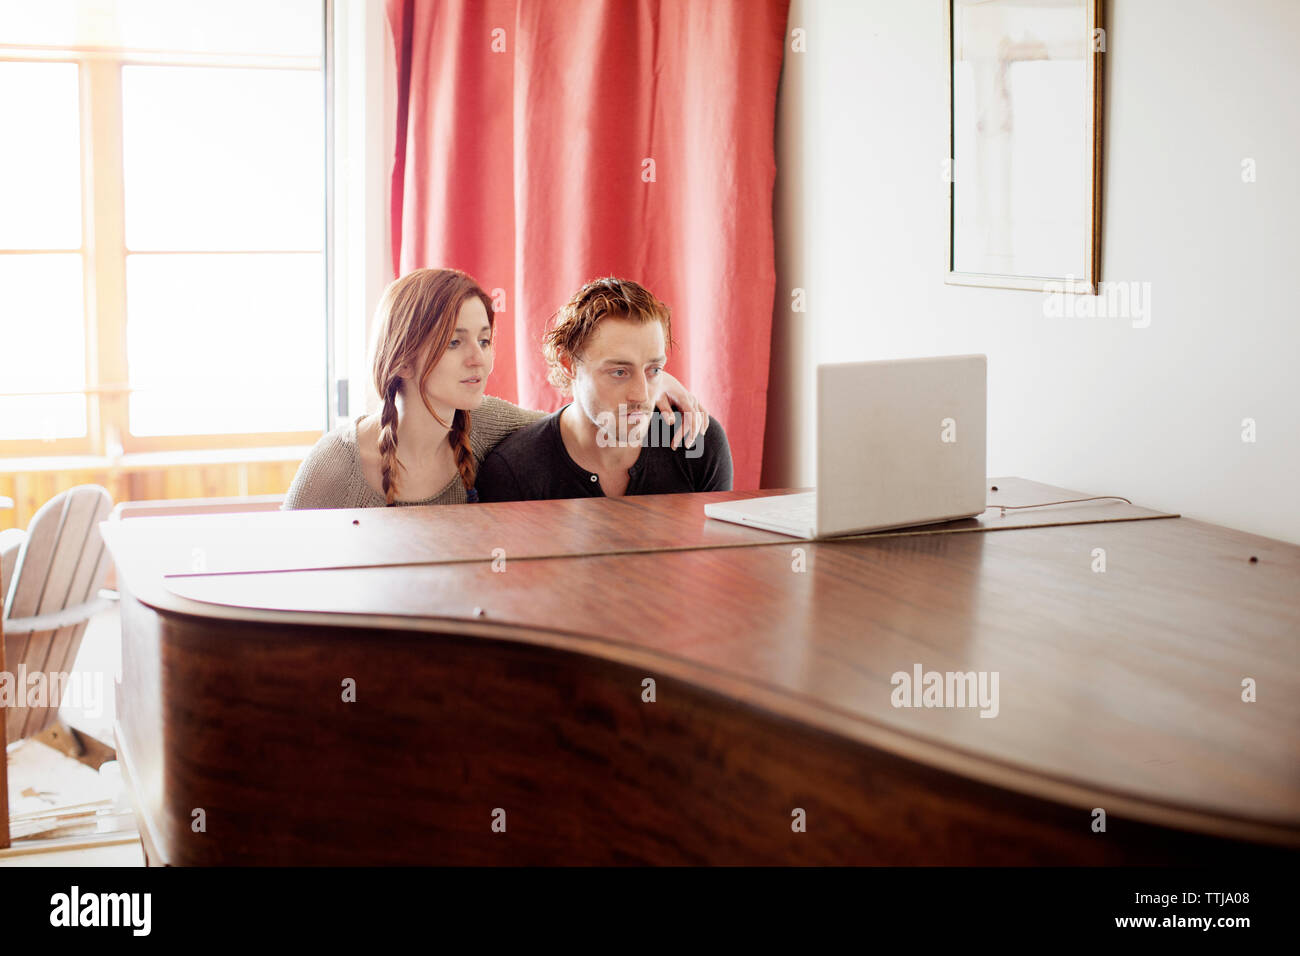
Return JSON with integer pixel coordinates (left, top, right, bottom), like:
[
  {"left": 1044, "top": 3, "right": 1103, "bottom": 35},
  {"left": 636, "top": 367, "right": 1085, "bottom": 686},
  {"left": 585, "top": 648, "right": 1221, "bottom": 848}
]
[{"left": 389, "top": 0, "right": 788, "bottom": 489}]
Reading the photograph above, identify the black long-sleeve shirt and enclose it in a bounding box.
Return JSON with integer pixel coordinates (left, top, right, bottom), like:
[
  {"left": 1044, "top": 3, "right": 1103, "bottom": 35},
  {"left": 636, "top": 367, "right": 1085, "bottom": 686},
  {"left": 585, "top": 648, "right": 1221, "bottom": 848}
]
[{"left": 475, "top": 405, "right": 733, "bottom": 501}]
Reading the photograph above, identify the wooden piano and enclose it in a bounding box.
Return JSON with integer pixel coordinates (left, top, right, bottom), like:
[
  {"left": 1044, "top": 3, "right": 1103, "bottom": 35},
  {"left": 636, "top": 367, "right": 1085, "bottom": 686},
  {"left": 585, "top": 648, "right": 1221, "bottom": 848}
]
[{"left": 99, "top": 479, "right": 1300, "bottom": 864}]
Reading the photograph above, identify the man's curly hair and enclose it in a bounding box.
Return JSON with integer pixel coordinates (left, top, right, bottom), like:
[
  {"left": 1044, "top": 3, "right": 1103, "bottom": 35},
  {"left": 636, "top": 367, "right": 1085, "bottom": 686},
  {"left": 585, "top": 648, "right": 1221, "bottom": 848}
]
[{"left": 542, "top": 277, "right": 674, "bottom": 395}]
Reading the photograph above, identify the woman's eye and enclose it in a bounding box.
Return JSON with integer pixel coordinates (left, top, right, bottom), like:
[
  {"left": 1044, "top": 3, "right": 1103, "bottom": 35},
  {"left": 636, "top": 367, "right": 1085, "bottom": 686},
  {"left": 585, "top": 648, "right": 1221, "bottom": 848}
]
[
  {"left": 480, "top": 339, "right": 492, "bottom": 348},
  {"left": 448, "top": 339, "right": 460, "bottom": 348}
]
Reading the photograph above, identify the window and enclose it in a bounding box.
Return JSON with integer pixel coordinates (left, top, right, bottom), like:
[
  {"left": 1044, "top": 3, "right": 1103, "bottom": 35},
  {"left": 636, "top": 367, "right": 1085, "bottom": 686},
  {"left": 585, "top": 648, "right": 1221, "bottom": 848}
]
[{"left": 0, "top": 0, "right": 327, "bottom": 457}]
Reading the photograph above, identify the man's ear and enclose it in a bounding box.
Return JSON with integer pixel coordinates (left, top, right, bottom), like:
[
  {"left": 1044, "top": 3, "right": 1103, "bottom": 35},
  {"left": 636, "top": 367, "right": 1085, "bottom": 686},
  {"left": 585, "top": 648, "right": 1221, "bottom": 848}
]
[{"left": 559, "top": 351, "right": 576, "bottom": 381}]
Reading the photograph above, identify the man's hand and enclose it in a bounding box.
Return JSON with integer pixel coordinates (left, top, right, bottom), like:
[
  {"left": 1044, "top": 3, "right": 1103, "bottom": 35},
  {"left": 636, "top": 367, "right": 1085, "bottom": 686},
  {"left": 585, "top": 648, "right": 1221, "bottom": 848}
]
[{"left": 655, "top": 371, "right": 711, "bottom": 451}]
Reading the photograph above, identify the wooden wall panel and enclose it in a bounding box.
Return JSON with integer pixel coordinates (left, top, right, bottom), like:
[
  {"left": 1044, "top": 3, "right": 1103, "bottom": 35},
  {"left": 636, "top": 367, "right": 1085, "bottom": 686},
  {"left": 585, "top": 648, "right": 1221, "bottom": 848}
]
[{"left": 0, "top": 457, "right": 306, "bottom": 531}]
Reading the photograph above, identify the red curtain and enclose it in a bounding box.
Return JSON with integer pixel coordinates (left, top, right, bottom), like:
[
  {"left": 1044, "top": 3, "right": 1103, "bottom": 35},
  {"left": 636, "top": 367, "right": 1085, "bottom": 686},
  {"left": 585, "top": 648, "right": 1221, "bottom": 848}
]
[{"left": 388, "top": 0, "right": 788, "bottom": 489}]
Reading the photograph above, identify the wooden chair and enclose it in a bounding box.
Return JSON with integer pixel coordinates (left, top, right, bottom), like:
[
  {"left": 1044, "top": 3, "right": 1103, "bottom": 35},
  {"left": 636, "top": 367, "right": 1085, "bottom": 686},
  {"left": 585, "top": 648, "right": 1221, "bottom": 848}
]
[
  {"left": 1, "top": 488, "right": 284, "bottom": 848},
  {"left": 1, "top": 485, "right": 117, "bottom": 779}
]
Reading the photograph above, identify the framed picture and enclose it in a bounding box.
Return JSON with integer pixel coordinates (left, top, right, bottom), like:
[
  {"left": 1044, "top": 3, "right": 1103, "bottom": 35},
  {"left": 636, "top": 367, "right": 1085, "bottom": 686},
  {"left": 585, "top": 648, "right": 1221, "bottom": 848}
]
[{"left": 945, "top": 0, "right": 1105, "bottom": 293}]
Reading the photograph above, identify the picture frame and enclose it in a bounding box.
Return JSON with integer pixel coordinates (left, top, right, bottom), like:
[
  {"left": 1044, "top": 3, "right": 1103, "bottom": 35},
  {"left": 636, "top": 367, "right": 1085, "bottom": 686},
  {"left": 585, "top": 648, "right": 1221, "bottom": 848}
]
[{"left": 944, "top": 0, "right": 1105, "bottom": 294}]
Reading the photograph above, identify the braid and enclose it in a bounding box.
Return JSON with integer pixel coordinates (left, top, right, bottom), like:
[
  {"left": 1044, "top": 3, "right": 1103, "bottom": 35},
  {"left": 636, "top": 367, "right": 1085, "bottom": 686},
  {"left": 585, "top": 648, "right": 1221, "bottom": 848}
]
[
  {"left": 449, "top": 409, "right": 477, "bottom": 502},
  {"left": 378, "top": 384, "right": 402, "bottom": 506}
]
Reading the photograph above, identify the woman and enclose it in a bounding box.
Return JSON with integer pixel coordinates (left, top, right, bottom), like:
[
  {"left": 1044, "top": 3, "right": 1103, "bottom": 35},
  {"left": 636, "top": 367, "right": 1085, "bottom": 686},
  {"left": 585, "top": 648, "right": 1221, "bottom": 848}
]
[{"left": 283, "top": 268, "right": 709, "bottom": 509}]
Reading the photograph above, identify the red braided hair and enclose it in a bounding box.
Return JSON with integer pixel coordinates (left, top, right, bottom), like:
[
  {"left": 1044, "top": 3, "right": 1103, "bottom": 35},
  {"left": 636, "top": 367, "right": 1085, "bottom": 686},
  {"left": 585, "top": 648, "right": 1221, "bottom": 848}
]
[{"left": 370, "top": 269, "right": 494, "bottom": 505}]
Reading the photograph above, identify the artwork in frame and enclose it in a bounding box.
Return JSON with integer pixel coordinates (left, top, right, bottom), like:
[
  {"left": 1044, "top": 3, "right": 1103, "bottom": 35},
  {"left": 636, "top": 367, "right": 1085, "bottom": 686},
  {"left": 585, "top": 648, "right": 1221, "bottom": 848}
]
[{"left": 945, "top": 0, "right": 1104, "bottom": 293}]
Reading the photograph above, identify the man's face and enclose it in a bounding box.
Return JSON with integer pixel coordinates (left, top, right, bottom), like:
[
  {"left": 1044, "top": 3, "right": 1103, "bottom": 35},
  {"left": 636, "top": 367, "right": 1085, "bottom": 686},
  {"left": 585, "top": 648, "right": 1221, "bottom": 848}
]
[{"left": 569, "top": 316, "right": 666, "bottom": 446}]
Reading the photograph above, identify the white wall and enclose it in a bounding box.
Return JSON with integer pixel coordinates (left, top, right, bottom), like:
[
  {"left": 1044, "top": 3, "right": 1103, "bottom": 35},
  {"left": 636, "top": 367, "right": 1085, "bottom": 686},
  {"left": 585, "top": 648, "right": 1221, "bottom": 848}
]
[{"left": 763, "top": 0, "right": 1300, "bottom": 545}]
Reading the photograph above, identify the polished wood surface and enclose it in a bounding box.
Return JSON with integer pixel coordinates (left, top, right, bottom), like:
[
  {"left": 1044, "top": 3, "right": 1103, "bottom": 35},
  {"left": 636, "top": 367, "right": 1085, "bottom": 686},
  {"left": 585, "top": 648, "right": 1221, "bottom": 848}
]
[
  {"left": 107, "top": 477, "right": 1173, "bottom": 593},
  {"left": 162, "top": 515, "right": 1299, "bottom": 843},
  {"left": 101, "top": 479, "right": 1297, "bottom": 864},
  {"left": 109, "top": 487, "right": 790, "bottom": 592},
  {"left": 116, "top": 610, "right": 1288, "bottom": 866}
]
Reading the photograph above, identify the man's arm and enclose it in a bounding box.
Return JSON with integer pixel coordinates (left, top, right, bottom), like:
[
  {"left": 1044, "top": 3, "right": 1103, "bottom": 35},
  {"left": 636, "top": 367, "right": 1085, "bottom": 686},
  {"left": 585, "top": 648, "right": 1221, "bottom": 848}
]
[{"left": 690, "top": 416, "right": 733, "bottom": 492}]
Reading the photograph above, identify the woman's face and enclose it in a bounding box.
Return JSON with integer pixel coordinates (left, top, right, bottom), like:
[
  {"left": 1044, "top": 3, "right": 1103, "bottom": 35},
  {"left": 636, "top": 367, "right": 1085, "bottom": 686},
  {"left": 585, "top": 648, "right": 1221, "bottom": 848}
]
[{"left": 410, "top": 297, "right": 494, "bottom": 415}]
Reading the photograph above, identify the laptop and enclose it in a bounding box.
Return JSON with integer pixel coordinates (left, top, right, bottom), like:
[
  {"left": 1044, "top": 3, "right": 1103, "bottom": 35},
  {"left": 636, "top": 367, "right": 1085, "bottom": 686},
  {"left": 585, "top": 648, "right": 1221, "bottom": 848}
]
[{"left": 704, "top": 355, "right": 988, "bottom": 539}]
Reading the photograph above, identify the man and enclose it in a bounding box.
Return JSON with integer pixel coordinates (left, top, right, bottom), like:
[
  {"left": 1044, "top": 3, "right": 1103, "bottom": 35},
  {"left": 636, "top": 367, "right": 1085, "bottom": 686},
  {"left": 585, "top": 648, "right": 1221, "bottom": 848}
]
[{"left": 475, "top": 277, "right": 732, "bottom": 500}]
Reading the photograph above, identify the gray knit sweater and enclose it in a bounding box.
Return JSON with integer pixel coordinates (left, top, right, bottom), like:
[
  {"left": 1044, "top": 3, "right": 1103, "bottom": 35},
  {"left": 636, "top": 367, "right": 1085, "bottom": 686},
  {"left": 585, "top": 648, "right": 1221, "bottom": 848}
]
[{"left": 282, "top": 395, "right": 547, "bottom": 510}]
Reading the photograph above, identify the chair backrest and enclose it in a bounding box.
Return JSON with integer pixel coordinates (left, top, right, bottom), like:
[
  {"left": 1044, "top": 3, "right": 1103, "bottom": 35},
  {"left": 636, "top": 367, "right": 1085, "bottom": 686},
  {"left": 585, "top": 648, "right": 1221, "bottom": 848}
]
[
  {"left": 0, "top": 528, "right": 23, "bottom": 609},
  {"left": 3, "top": 485, "right": 114, "bottom": 623}
]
